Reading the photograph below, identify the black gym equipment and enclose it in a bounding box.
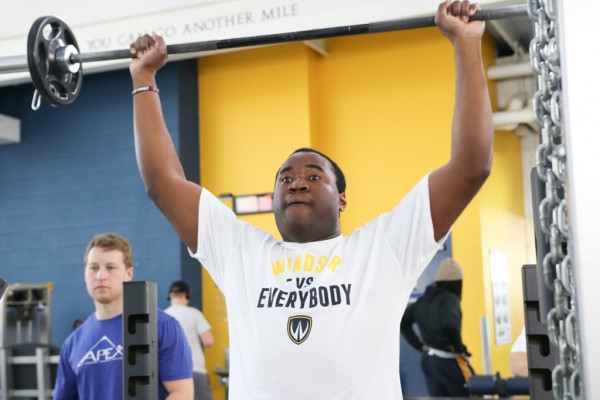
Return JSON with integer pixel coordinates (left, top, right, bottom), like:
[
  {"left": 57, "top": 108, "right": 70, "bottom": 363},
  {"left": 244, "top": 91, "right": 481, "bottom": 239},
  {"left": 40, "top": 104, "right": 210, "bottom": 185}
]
[
  {"left": 0, "top": 4, "right": 528, "bottom": 108},
  {"left": 467, "top": 373, "right": 530, "bottom": 397},
  {"left": 123, "top": 281, "right": 158, "bottom": 400}
]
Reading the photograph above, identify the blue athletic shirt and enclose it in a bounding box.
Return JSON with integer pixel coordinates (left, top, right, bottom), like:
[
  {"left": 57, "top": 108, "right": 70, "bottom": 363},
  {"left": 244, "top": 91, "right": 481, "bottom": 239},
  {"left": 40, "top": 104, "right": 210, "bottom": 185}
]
[{"left": 54, "top": 309, "right": 193, "bottom": 399}]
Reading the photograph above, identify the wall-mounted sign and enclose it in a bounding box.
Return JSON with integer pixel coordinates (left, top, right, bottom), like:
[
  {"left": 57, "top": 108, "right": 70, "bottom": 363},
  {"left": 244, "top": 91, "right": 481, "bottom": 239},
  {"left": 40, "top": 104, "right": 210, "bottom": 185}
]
[
  {"left": 489, "top": 248, "right": 511, "bottom": 345},
  {"left": 221, "top": 193, "right": 274, "bottom": 215}
]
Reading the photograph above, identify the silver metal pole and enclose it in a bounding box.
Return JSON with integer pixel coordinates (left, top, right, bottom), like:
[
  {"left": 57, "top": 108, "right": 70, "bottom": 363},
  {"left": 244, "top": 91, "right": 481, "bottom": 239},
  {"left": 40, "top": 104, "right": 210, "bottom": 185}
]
[
  {"left": 73, "top": 5, "right": 528, "bottom": 64},
  {"left": 0, "top": 56, "right": 28, "bottom": 74},
  {"left": 0, "top": 5, "right": 528, "bottom": 74},
  {"left": 559, "top": 0, "right": 600, "bottom": 397},
  {"left": 479, "top": 316, "right": 492, "bottom": 375}
]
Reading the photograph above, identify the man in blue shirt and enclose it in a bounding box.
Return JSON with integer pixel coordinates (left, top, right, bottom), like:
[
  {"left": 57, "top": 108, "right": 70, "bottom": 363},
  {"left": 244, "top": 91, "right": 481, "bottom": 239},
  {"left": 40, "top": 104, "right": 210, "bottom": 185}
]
[{"left": 54, "top": 233, "right": 194, "bottom": 399}]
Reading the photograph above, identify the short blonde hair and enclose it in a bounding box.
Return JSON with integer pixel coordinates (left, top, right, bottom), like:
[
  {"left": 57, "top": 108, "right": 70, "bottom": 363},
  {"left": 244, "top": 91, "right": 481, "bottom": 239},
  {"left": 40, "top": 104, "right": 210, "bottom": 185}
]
[{"left": 84, "top": 233, "right": 133, "bottom": 269}]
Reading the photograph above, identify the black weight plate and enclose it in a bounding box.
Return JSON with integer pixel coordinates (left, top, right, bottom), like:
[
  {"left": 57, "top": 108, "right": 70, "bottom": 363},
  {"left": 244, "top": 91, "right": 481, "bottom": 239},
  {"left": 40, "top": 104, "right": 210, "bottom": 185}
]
[{"left": 27, "top": 16, "right": 82, "bottom": 107}]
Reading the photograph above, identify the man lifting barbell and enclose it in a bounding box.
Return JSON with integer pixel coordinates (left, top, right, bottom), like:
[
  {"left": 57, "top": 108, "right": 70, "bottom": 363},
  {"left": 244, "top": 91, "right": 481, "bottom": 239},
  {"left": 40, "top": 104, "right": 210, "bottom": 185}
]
[{"left": 127, "top": 1, "right": 493, "bottom": 399}]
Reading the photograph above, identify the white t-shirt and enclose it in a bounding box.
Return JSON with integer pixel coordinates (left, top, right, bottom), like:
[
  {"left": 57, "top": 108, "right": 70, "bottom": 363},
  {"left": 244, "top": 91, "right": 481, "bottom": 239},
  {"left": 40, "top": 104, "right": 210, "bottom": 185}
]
[
  {"left": 164, "top": 304, "right": 211, "bottom": 373},
  {"left": 190, "top": 175, "right": 444, "bottom": 400},
  {"left": 511, "top": 327, "right": 527, "bottom": 353}
]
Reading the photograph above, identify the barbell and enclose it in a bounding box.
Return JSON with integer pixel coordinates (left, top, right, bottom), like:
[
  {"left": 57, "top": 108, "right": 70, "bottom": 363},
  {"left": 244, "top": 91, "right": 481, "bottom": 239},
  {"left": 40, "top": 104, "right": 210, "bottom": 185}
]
[{"left": 0, "top": 4, "right": 528, "bottom": 109}]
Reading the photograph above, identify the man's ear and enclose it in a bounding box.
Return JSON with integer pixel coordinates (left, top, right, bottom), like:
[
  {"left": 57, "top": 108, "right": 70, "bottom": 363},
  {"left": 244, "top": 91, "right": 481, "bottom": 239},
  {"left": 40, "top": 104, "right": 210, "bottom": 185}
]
[
  {"left": 126, "top": 267, "right": 134, "bottom": 281},
  {"left": 339, "top": 192, "right": 347, "bottom": 212}
]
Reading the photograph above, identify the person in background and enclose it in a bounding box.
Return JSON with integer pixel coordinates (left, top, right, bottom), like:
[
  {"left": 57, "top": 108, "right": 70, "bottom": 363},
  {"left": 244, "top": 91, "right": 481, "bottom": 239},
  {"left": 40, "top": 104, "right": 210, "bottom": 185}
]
[
  {"left": 165, "top": 280, "right": 215, "bottom": 400},
  {"left": 509, "top": 327, "right": 528, "bottom": 377},
  {"left": 54, "top": 233, "right": 193, "bottom": 400},
  {"left": 71, "top": 318, "right": 84, "bottom": 331},
  {"left": 400, "top": 257, "right": 475, "bottom": 397}
]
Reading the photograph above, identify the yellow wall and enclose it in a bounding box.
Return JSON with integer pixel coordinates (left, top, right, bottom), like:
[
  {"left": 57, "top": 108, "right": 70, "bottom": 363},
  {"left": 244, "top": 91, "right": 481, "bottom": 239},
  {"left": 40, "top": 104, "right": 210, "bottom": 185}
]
[
  {"left": 197, "top": 27, "right": 529, "bottom": 398},
  {"left": 478, "top": 130, "right": 534, "bottom": 377}
]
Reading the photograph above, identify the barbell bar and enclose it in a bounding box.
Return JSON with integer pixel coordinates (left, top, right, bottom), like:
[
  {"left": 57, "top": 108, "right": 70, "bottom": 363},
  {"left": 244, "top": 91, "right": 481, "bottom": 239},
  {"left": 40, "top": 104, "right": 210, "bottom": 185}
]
[{"left": 0, "top": 4, "right": 528, "bottom": 108}]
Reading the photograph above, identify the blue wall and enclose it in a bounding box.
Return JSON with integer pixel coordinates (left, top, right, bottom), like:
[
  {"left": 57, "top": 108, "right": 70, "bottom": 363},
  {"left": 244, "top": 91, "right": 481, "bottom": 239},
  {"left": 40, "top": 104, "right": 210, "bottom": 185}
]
[{"left": 0, "top": 60, "right": 201, "bottom": 347}]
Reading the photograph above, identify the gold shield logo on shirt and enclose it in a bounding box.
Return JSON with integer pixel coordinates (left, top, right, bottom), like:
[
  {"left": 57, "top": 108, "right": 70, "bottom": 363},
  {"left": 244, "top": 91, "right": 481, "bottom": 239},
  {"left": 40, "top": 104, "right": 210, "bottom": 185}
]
[{"left": 288, "top": 315, "right": 312, "bottom": 345}]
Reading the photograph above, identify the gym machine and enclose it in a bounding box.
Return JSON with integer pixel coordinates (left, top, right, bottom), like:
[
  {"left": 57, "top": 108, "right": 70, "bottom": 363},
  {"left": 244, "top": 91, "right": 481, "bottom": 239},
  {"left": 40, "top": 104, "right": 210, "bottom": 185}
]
[{"left": 0, "top": 282, "right": 58, "bottom": 399}]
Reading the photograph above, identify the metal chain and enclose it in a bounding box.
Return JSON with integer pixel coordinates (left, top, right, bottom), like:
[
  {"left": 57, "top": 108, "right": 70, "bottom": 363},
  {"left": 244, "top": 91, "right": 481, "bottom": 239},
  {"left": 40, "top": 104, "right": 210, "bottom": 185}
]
[{"left": 528, "top": 0, "right": 581, "bottom": 398}]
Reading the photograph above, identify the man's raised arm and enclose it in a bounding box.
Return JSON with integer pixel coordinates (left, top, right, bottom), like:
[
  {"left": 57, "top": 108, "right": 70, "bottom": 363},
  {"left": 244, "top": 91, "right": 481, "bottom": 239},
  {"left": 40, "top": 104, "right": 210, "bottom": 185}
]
[
  {"left": 130, "top": 33, "right": 202, "bottom": 252},
  {"left": 429, "top": 0, "right": 494, "bottom": 241}
]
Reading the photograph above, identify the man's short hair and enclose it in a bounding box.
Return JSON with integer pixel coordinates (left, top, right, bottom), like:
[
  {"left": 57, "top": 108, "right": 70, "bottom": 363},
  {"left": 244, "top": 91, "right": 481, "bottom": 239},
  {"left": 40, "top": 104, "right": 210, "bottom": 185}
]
[
  {"left": 291, "top": 148, "right": 346, "bottom": 194},
  {"left": 275, "top": 148, "right": 346, "bottom": 194},
  {"left": 84, "top": 233, "right": 133, "bottom": 269}
]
